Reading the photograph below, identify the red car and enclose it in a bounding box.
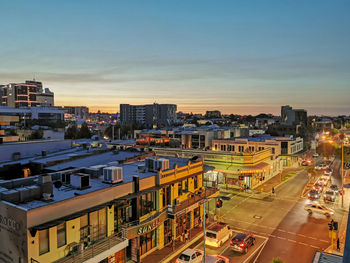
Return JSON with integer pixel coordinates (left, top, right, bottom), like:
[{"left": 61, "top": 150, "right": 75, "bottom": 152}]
[{"left": 230, "top": 233, "right": 255, "bottom": 254}]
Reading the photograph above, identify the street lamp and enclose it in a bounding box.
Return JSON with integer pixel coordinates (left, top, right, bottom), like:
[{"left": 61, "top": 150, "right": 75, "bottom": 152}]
[{"left": 181, "top": 189, "right": 230, "bottom": 263}]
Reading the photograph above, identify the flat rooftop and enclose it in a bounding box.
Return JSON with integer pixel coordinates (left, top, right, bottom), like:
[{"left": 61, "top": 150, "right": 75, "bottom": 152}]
[{"left": 0, "top": 154, "right": 193, "bottom": 211}]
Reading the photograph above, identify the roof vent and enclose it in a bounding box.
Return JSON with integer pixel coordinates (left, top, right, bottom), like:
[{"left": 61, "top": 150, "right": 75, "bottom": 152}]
[{"left": 103, "top": 167, "right": 123, "bottom": 184}]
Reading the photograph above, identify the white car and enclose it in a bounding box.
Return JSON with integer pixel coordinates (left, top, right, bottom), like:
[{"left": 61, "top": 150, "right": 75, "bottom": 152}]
[
  {"left": 324, "top": 169, "right": 333, "bottom": 176},
  {"left": 313, "top": 153, "right": 320, "bottom": 158},
  {"left": 315, "top": 164, "right": 327, "bottom": 170},
  {"left": 304, "top": 203, "right": 334, "bottom": 217},
  {"left": 318, "top": 176, "right": 330, "bottom": 186},
  {"left": 176, "top": 249, "right": 203, "bottom": 263}
]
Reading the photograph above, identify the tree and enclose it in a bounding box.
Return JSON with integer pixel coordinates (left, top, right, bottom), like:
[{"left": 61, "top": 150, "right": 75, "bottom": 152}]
[
  {"left": 29, "top": 130, "right": 43, "bottom": 140},
  {"left": 78, "top": 123, "right": 92, "bottom": 139},
  {"left": 65, "top": 125, "right": 78, "bottom": 139},
  {"left": 271, "top": 258, "right": 284, "bottom": 263}
]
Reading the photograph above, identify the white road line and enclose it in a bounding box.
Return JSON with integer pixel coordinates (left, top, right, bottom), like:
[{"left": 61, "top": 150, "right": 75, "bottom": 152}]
[
  {"left": 252, "top": 239, "right": 269, "bottom": 263},
  {"left": 299, "top": 242, "right": 308, "bottom": 246},
  {"left": 243, "top": 239, "right": 268, "bottom": 263},
  {"left": 288, "top": 239, "right": 297, "bottom": 243},
  {"left": 277, "top": 229, "right": 286, "bottom": 232},
  {"left": 310, "top": 245, "right": 320, "bottom": 249}
]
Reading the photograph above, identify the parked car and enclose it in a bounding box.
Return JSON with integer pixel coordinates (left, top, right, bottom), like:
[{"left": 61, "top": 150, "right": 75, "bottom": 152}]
[
  {"left": 230, "top": 233, "right": 255, "bottom": 254},
  {"left": 206, "top": 222, "right": 233, "bottom": 247},
  {"left": 176, "top": 249, "right": 203, "bottom": 263},
  {"left": 314, "top": 184, "right": 323, "bottom": 193},
  {"left": 304, "top": 203, "right": 334, "bottom": 217},
  {"left": 324, "top": 169, "right": 333, "bottom": 176},
  {"left": 315, "top": 164, "right": 327, "bottom": 170},
  {"left": 203, "top": 255, "right": 229, "bottom": 263},
  {"left": 330, "top": 184, "right": 339, "bottom": 194},
  {"left": 324, "top": 190, "right": 336, "bottom": 202},
  {"left": 318, "top": 176, "right": 329, "bottom": 186},
  {"left": 308, "top": 189, "right": 320, "bottom": 199},
  {"left": 313, "top": 153, "right": 320, "bottom": 158},
  {"left": 301, "top": 160, "right": 312, "bottom": 166}
]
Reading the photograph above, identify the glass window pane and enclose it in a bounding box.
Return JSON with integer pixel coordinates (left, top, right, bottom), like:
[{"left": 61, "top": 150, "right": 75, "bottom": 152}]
[{"left": 39, "top": 229, "right": 49, "bottom": 255}]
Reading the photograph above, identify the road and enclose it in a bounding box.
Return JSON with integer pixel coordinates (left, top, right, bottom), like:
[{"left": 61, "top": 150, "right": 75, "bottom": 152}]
[{"left": 206, "top": 161, "right": 348, "bottom": 263}]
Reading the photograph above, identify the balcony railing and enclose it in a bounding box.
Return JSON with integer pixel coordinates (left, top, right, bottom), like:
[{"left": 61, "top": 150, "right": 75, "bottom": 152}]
[
  {"left": 54, "top": 230, "right": 127, "bottom": 263},
  {"left": 170, "top": 187, "right": 219, "bottom": 214}
]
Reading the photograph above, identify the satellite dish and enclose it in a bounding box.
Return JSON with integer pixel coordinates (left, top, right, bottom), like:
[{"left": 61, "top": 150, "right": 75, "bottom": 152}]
[{"left": 54, "top": 181, "right": 62, "bottom": 190}]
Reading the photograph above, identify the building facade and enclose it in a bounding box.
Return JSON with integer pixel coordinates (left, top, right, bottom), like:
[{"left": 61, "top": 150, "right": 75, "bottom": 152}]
[
  {"left": 1, "top": 80, "right": 54, "bottom": 108},
  {"left": 281, "top": 105, "right": 307, "bottom": 126},
  {"left": 0, "top": 153, "right": 215, "bottom": 263},
  {"left": 120, "top": 103, "right": 177, "bottom": 128}
]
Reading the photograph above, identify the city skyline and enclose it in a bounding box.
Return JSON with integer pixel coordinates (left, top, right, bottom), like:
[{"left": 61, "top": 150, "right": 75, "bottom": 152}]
[{"left": 1, "top": 0, "right": 349, "bottom": 115}]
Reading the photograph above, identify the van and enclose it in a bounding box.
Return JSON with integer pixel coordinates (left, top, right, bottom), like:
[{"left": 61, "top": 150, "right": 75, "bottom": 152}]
[{"left": 205, "top": 222, "right": 232, "bottom": 247}]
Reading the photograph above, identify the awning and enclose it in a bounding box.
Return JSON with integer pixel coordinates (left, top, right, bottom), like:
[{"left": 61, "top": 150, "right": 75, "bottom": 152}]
[{"left": 213, "top": 162, "right": 270, "bottom": 175}]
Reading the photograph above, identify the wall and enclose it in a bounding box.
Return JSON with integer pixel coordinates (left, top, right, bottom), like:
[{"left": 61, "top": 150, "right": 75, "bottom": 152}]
[{"left": 0, "top": 201, "right": 28, "bottom": 263}]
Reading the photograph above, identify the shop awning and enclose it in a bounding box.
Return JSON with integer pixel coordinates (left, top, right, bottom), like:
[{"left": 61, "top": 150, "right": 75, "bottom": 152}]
[{"left": 213, "top": 162, "right": 270, "bottom": 175}]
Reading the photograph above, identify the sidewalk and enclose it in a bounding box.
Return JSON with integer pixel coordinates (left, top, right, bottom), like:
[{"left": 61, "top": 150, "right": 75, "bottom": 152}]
[{"left": 141, "top": 222, "right": 215, "bottom": 263}]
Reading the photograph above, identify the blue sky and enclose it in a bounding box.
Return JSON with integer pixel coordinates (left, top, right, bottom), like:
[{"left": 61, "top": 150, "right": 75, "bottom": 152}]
[{"left": 0, "top": 0, "right": 349, "bottom": 115}]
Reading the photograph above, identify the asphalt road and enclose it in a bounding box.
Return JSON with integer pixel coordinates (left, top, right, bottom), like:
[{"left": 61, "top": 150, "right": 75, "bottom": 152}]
[{"left": 206, "top": 164, "right": 348, "bottom": 263}]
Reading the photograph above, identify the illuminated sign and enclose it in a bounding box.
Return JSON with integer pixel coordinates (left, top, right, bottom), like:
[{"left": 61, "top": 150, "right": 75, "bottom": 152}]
[{"left": 137, "top": 218, "right": 160, "bottom": 235}]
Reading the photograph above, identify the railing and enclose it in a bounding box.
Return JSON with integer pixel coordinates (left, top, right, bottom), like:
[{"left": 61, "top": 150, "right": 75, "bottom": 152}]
[
  {"left": 171, "top": 187, "right": 219, "bottom": 214},
  {"left": 55, "top": 230, "right": 127, "bottom": 263}
]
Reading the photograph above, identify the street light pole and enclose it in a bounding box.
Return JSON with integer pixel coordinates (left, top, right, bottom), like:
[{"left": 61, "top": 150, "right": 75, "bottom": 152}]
[{"left": 203, "top": 199, "right": 206, "bottom": 263}]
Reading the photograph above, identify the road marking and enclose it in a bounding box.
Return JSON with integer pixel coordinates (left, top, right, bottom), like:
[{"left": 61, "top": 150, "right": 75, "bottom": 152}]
[
  {"left": 243, "top": 239, "right": 268, "bottom": 263},
  {"left": 319, "top": 239, "right": 329, "bottom": 243},
  {"left": 277, "top": 229, "right": 286, "bottom": 232},
  {"left": 287, "top": 231, "right": 294, "bottom": 235},
  {"left": 309, "top": 237, "right": 317, "bottom": 240},
  {"left": 288, "top": 239, "right": 297, "bottom": 243},
  {"left": 298, "top": 242, "right": 308, "bottom": 246},
  {"left": 277, "top": 236, "right": 286, "bottom": 240},
  {"left": 310, "top": 245, "right": 320, "bottom": 249},
  {"left": 252, "top": 239, "right": 269, "bottom": 263}
]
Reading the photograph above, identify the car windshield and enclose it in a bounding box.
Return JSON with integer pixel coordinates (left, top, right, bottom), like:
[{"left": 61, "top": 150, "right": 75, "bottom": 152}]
[
  {"left": 206, "top": 232, "right": 216, "bottom": 239},
  {"left": 179, "top": 254, "right": 191, "bottom": 261}
]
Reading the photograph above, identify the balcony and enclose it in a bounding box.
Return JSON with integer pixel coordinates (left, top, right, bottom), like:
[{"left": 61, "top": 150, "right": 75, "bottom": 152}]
[
  {"left": 54, "top": 231, "right": 128, "bottom": 263},
  {"left": 169, "top": 187, "right": 219, "bottom": 215}
]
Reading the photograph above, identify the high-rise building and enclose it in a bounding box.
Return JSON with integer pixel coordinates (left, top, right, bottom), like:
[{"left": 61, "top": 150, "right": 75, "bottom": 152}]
[
  {"left": 281, "top": 105, "right": 307, "bottom": 126},
  {"left": 120, "top": 103, "right": 177, "bottom": 128},
  {"left": 1, "top": 80, "right": 54, "bottom": 108}
]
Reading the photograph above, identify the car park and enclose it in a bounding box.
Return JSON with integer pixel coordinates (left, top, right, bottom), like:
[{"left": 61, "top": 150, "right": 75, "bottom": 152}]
[
  {"left": 176, "top": 249, "right": 203, "bottom": 263},
  {"left": 230, "top": 233, "right": 255, "bottom": 254},
  {"left": 205, "top": 222, "right": 233, "bottom": 247},
  {"left": 308, "top": 189, "right": 320, "bottom": 199},
  {"left": 203, "top": 255, "right": 229, "bottom": 263},
  {"left": 304, "top": 203, "right": 334, "bottom": 217},
  {"left": 324, "top": 190, "right": 336, "bottom": 202}
]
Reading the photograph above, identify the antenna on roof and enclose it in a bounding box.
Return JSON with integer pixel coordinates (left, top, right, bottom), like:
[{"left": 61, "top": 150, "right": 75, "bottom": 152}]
[{"left": 33, "top": 73, "right": 36, "bottom": 81}]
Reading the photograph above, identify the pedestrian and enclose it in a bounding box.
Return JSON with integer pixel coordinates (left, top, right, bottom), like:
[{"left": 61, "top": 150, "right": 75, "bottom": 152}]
[
  {"left": 205, "top": 213, "right": 209, "bottom": 222},
  {"left": 337, "top": 238, "right": 340, "bottom": 251},
  {"left": 214, "top": 214, "right": 218, "bottom": 222},
  {"left": 184, "top": 229, "right": 189, "bottom": 242},
  {"left": 198, "top": 217, "right": 202, "bottom": 227},
  {"left": 272, "top": 187, "right": 275, "bottom": 195}
]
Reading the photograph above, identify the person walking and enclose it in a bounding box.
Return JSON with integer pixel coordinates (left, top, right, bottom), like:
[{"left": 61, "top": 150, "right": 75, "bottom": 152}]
[
  {"left": 184, "top": 229, "right": 189, "bottom": 242},
  {"left": 272, "top": 187, "right": 275, "bottom": 195},
  {"left": 214, "top": 214, "right": 218, "bottom": 222}
]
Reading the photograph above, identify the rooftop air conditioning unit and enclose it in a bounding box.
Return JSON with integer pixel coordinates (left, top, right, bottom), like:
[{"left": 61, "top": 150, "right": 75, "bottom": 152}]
[
  {"left": 61, "top": 173, "right": 71, "bottom": 184},
  {"left": 70, "top": 173, "right": 90, "bottom": 190},
  {"left": 103, "top": 167, "right": 123, "bottom": 184},
  {"left": 157, "top": 158, "right": 170, "bottom": 171}
]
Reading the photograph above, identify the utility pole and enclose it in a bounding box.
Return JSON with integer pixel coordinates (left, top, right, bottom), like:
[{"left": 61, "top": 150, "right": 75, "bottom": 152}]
[{"left": 342, "top": 140, "right": 344, "bottom": 208}]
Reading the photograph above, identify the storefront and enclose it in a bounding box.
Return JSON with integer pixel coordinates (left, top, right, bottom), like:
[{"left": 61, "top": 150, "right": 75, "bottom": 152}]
[{"left": 125, "top": 210, "right": 167, "bottom": 262}]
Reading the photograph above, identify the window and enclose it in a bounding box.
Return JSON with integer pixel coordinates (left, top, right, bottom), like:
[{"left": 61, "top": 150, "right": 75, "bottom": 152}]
[
  {"left": 194, "top": 176, "right": 198, "bottom": 189},
  {"left": 214, "top": 144, "right": 218, "bottom": 150},
  {"left": 80, "top": 215, "right": 89, "bottom": 240},
  {"left": 178, "top": 181, "right": 182, "bottom": 196},
  {"left": 57, "top": 222, "right": 66, "bottom": 247},
  {"left": 272, "top": 148, "right": 275, "bottom": 154},
  {"left": 227, "top": 145, "right": 231, "bottom": 151},
  {"left": 39, "top": 229, "right": 49, "bottom": 255},
  {"left": 232, "top": 145, "right": 235, "bottom": 152},
  {"left": 184, "top": 179, "right": 188, "bottom": 192}
]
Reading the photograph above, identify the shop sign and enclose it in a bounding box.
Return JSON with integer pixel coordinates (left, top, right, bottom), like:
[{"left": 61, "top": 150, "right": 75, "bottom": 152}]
[{"left": 126, "top": 211, "right": 167, "bottom": 239}]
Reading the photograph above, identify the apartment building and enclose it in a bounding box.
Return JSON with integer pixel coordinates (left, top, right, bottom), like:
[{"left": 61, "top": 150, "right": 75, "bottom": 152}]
[
  {"left": 0, "top": 152, "right": 215, "bottom": 263},
  {"left": 120, "top": 103, "right": 177, "bottom": 128},
  {"left": 1, "top": 80, "right": 54, "bottom": 108}
]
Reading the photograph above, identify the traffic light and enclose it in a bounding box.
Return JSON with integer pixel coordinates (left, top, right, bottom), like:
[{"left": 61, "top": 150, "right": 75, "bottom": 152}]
[
  {"left": 333, "top": 221, "right": 338, "bottom": 231},
  {"left": 328, "top": 222, "right": 333, "bottom": 231},
  {"left": 216, "top": 199, "right": 223, "bottom": 208}
]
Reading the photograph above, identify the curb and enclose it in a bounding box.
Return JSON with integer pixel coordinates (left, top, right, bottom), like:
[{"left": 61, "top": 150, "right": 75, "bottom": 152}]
[{"left": 275, "top": 169, "right": 305, "bottom": 190}]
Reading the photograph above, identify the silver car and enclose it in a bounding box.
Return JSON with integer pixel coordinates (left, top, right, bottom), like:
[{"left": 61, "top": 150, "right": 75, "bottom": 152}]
[{"left": 304, "top": 203, "right": 334, "bottom": 217}]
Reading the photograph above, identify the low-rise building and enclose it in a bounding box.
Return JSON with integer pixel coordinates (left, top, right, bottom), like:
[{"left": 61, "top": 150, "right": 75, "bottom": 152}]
[{"left": 0, "top": 152, "right": 215, "bottom": 263}]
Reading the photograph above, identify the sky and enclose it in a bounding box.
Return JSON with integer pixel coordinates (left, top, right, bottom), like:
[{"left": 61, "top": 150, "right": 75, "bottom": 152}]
[{"left": 0, "top": 0, "right": 349, "bottom": 116}]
